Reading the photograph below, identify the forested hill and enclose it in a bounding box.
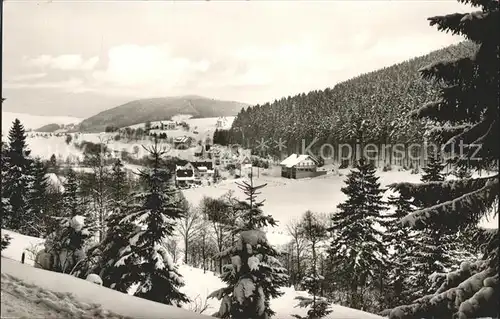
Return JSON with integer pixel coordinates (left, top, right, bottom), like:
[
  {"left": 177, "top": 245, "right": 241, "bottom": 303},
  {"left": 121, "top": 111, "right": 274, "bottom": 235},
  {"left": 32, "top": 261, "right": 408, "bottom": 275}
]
[
  {"left": 228, "top": 41, "right": 477, "bottom": 157},
  {"left": 78, "top": 95, "right": 247, "bottom": 132}
]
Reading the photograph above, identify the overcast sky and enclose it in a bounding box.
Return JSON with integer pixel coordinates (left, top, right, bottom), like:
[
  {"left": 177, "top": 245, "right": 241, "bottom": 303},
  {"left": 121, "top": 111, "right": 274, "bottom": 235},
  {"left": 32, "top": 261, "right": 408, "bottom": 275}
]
[{"left": 2, "top": 0, "right": 472, "bottom": 118}]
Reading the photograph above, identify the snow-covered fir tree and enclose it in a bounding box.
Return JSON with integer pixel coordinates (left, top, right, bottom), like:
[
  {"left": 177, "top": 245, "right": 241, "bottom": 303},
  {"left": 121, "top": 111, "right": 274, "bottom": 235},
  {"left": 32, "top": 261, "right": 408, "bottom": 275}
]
[
  {"left": 74, "top": 159, "right": 136, "bottom": 292},
  {"left": 109, "top": 159, "right": 130, "bottom": 207},
  {"left": 327, "top": 158, "right": 388, "bottom": 310},
  {"left": 94, "top": 203, "right": 138, "bottom": 292},
  {"left": 1, "top": 139, "right": 12, "bottom": 229},
  {"left": 25, "top": 158, "right": 49, "bottom": 237},
  {"left": 385, "top": 0, "right": 499, "bottom": 317},
  {"left": 115, "top": 141, "right": 189, "bottom": 306},
  {"left": 209, "top": 175, "right": 288, "bottom": 319},
  {"left": 384, "top": 191, "right": 418, "bottom": 308},
  {"left": 2, "top": 119, "right": 33, "bottom": 232},
  {"left": 292, "top": 274, "right": 332, "bottom": 319},
  {"left": 401, "top": 156, "right": 457, "bottom": 299},
  {"left": 44, "top": 169, "right": 92, "bottom": 273},
  {"left": 421, "top": 148, "right": 446, "bottom": 183}
]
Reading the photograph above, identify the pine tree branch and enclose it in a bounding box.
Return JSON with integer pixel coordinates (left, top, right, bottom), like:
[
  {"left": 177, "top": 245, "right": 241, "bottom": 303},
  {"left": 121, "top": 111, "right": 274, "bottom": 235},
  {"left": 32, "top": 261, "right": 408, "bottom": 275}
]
[
  {"left": 400, "top": 176, "right": 498, "bottom": 230},
  {"left": 457, "top": 0, "right": 499, "bottom": 11},
  {"left": 442, "top": 117, "right": 492, "bottom": 152},
  {"left": 428, "top": 10, "right": 499, "bottom": 43},
  {"left": 418, "top": 56, "right": 476, "bottom": 84}
]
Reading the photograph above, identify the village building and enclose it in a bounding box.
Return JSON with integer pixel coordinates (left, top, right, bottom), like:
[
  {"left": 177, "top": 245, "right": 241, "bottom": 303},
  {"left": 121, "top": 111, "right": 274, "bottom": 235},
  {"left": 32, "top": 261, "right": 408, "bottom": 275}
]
[
  {"left": 174, "top": 160, "right": 216, "bottom": 187},
  {"left": 190, "top": 161, "right": 215, "bottom": 179},
  {"left": 160, "top": 121, "right": 177, "bottom": 130},
  {"left": 173, "top": 136, "right": 192, "bottom": 149},
  {"left": 175, "top": 166, "right": 196, "bottom": 188},
  {"left": 215, "top": 116, "right": 227, "bottom": 128},
  {"left": 240, "top": 156, "right": 252, "bottom": 177},
  {"left": 280, "top": 154, "right": 321, "bottom": 179}
]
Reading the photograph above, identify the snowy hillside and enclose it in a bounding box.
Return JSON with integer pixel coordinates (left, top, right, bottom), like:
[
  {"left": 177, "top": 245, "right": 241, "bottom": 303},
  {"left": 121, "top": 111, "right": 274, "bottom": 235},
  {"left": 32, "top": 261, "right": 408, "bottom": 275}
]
[
  {"left": 1, "top": 230, "right": 384, "bottom": 319},
  {"left": 10, "top": 115, "right": 234, "bottom": 161},
  {"left": 128, "top": 116, "right": 235, "bottom": 144},
  {"left": 2, "top": 111, "right": 82, "bottom": 132},
  {"left": 77, "top": 95, "right": 244, "bottom": 132},
  {"left": 1, "top": 258, "right": 210, "bottom": 319}
]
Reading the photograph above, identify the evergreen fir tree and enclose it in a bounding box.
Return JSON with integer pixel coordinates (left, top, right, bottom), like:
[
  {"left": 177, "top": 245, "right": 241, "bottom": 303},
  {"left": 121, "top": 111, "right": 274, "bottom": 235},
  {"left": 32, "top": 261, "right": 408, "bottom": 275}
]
[
  {"left": 74, "top": 158, "right": 135, "bottom": 292},
  {"left": 386, "top": 1, "right": 499, "bottom": 317},
  {"left": 384, "top": 191, "right": 418, "bottom": 308},
  {"left": 116, "top": 141, "right": 189, "bottom": 305},
  {"left": 209, "top": 176, "right": 288, "bottom": 319},
  {"left": 24, "top": 158, "right": 49, "bottom": 237},
  {"left": 292, "top": 276, "right": 332, "bottom": 319},
  {"left": 1, "top": 139, "right": 12, "bottom": 229},
  {"left": 421, "top": 149, "right": 446, "bottom": 183},
  {"left": 44, "top": 169, "right": 92, "bottom": 273},
  {"left": 6, "top": 119, "right": 31, "bottom": 166},
  {"left": 97, "top": 203, "right": 138, "bottom": 292},
  {"left": 327, "top": 158, "right": 388, "bottom": 310},
  {"left": 62, "top": 169, "right": 83, "bottom": 217},
  {"left": 408, "top": 228, "right": 454, "bottom": 295},
  {"left": 3, "top": 119, "right": 33, "bottom": 231},
  {"left": 109, "top": 159, "right": 130, "bottom": 207},
  {"left": 404, "top": 151, "right": 457, "bottom": 299}
]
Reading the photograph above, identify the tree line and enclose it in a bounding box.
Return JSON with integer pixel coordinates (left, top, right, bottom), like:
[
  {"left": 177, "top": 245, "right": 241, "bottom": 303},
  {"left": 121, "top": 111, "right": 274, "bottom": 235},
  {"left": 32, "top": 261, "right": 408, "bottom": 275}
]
[{"left": 220, "top": 42, "right": 477, "bottom": 166}]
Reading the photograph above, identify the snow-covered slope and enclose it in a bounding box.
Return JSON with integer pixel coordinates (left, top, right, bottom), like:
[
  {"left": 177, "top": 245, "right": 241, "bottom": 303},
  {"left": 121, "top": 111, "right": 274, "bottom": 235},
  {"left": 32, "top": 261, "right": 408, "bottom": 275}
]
[
  {"left": 1, "top": 229, "right": 44, "bottom": 265},
  {"left": 1, "top": 269, "right": 127, "bottom": 319},
  {"left": 1, "top": 230, "right": 384, "bottom": 319},
  {"left": 183, "top": 169, "right": 499, "bottom": 232},
  {"left": 1, "top": 258, "right": 210, "bottom": 319},
  {"left": 2, "top": 111, "right": 82, "bottom": 132},
  {"left": 178, "top": 263, "right": 384, "bottom": 319}
]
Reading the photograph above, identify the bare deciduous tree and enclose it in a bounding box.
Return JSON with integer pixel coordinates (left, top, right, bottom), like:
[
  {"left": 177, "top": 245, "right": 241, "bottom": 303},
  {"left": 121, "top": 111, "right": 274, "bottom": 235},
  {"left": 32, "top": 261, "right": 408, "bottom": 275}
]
[
  {"left": 177, "top": 203, "right": 203, "bottom": 265},
  {"left": 287, "top": 218, "right": 307, "bottom": 286},
  {"left": 199, "top": 195, "right": 233, "bottom": 274}
]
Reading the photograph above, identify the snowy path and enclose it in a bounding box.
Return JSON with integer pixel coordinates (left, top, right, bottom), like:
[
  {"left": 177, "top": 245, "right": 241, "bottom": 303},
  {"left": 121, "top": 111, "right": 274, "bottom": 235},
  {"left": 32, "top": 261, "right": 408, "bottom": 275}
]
[{"left": 1, "top": 271, "right": 129, "bottom": 319}]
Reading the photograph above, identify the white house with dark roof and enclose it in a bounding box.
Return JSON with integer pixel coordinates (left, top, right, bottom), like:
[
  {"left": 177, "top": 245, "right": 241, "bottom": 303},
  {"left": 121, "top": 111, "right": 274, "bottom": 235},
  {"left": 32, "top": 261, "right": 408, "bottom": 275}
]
[{"left": 280, "top": 154, "right": 320, "bottom": 179}]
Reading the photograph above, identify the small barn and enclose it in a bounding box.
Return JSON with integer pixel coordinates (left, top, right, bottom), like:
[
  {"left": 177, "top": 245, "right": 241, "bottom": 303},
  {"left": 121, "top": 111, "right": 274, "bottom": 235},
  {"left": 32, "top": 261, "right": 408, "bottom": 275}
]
[{"left": 280, "top": 154, "right": 319, "bottom": 179}]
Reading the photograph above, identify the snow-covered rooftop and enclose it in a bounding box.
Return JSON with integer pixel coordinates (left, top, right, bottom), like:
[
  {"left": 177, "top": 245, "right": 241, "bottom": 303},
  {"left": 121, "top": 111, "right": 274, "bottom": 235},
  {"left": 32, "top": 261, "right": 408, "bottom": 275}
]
[{"left": 280, "top": 154, "right": 314, "bottom": 168}]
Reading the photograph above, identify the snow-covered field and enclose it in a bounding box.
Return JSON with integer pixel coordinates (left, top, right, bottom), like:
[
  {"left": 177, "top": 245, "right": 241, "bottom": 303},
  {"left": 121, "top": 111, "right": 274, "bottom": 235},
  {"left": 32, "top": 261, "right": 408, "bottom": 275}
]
[
  {"left": 2, "top": 111, "right": 82, "bottom": 133},
  {"left": 127, "top": 116, "right": 234, "bottom": 145},
  {"left": 183, "top": 168, "right": 499, "bottom": 234},
  {"left": 23, "top": 135, "right": 85, "bottom": 161},
  {"left": 1, "top": 230, "right": 383, "bottom": 319}
]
